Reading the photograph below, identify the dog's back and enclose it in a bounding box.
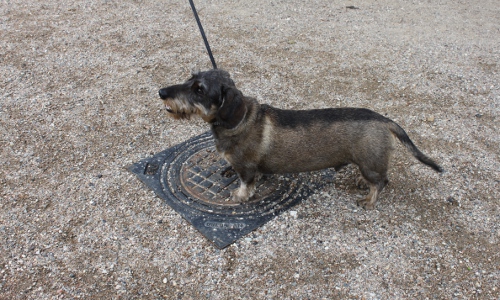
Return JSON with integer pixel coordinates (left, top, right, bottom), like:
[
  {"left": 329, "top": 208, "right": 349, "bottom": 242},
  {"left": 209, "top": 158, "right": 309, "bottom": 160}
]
[{"left": 257, "top": 106, "right": 398, "bottom": 174}]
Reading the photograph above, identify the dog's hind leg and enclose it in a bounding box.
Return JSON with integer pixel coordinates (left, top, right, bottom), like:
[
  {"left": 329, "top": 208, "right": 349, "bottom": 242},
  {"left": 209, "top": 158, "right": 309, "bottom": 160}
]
[
  {"left": 355, "top": 175, "right": 369, "bottom": 189},
  {"left": 356, "top": 168, "right": 389, "bottom": 210}
]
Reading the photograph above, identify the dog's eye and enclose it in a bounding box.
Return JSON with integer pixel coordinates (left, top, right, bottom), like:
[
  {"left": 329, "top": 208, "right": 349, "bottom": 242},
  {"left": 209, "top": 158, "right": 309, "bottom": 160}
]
[{"left": 192, "top": 81, "right": 204, "bottom": 95}]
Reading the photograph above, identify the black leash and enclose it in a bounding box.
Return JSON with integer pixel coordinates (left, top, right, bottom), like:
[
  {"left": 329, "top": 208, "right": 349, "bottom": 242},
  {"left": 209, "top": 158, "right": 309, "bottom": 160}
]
[{"left": 189, "top": 0, "right": 217, "bottom": 69}]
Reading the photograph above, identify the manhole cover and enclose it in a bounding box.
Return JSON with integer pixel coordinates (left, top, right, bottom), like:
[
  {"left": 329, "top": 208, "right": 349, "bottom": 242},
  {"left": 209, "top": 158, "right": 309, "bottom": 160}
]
[{"left": 128, "top": 131, "right": 326, "bottom": 248}]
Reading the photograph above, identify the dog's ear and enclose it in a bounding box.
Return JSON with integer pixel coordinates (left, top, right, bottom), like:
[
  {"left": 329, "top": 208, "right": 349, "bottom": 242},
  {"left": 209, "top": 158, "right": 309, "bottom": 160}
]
[{"left": 216, "top": 86, "right": 247, "bottom": 129}]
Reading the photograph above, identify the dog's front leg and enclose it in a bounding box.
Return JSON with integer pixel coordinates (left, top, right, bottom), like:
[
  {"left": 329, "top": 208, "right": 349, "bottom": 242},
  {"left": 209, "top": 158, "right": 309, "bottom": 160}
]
[{"left": 232, "top": 167, "right": 257, "bottom": 202}]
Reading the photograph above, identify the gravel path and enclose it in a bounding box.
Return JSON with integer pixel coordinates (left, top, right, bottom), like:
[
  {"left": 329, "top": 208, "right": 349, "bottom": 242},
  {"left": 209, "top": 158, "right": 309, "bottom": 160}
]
[{"left": 1, "top": 0, "right": 499, "bottom": 299}]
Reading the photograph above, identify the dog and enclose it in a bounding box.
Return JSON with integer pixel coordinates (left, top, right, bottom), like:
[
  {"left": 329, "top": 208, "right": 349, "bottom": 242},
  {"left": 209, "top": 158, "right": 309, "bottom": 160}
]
[{"left": 159, "top": 69, "right": 443, "bottom": 209}]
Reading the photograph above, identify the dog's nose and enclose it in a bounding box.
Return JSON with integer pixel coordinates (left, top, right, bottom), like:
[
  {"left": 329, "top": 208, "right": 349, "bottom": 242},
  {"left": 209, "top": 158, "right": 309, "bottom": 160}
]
[{"left": 159, "top": 88, "right": 170, "bottom": 100}]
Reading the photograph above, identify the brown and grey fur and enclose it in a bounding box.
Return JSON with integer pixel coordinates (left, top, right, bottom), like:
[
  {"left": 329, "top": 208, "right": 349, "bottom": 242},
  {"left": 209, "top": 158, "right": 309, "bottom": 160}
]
[{"left": 159, "top": 69, "right": 443, "bottom": 209}]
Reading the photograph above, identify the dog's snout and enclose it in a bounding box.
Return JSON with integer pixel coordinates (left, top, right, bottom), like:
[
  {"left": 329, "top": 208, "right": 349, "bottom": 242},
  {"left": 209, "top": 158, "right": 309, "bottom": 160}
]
[{"left": 159, "top": 88, "right": 171, "bottom": 100}]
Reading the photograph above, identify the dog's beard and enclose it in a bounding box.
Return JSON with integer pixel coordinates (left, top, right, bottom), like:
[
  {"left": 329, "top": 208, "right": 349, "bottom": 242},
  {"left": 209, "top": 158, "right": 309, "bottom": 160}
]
[
  {"left": 166, "top": 110, "right": 191, "bottom": 120},
  {"left": 162, "top": 99, "right": 192, "bottom": 119},
  {"left": 163, "top": 100, "right": 213, "bottom": 121}
]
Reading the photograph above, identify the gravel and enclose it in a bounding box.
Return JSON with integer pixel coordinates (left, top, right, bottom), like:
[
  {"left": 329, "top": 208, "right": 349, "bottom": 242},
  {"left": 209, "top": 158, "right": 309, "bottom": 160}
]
[{"left": 1, "top": 0, "right": 499, "bottom": 299}]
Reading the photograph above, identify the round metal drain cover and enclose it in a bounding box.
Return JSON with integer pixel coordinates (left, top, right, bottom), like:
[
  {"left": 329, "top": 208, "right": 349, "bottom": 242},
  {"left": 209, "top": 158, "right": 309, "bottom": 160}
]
[
  {"left": 128, "top": 131, "right": 323, "bottom": 248},
  {"left": 179, "top": 147, "right": 287, "bottom": 207}
]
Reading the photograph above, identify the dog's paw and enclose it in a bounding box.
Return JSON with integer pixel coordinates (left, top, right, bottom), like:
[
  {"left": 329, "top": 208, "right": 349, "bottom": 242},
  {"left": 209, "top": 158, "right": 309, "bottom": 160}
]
[
  {"left": 231, "top": 186, "right": 252, "bottom": 202},
  {"left": 231, "top": 192, "right": 252, "bottom": 202},
  {"left": 356, "top": 198, "right": 375, "bottom": 210},
  {"left": 231, "top": 194, "right": 249, "bottom": 202},
  {"left": 356, "top": 176, "right": 368, "bottom": 189}
]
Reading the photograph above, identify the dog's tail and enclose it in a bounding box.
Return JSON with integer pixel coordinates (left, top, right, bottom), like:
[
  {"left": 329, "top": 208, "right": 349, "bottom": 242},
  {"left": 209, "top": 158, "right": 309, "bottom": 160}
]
[{"left": 387, "top": 122, "right": 443, "bottom": 173}]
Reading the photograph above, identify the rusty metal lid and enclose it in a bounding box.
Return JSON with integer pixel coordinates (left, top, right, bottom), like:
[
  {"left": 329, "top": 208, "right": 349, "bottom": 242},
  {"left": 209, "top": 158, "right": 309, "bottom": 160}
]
[{"left": 128, "top": 131, "right": 322, "bottom": 248}]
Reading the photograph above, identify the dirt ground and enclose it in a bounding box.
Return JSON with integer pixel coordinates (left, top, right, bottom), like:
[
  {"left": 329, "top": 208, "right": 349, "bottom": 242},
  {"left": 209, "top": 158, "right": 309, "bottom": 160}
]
[{"left": 1, "top": 0, "right": 499, "bottom": 299}]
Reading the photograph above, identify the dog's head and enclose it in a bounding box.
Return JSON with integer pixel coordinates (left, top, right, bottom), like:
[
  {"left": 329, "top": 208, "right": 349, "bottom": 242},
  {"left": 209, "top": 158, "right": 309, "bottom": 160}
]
[
  {"left": 158, "top": 69, "right": 235, "bottom": 122},
  {"left": 159, "top": 69, "right": 247, "bottom": 129}
]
